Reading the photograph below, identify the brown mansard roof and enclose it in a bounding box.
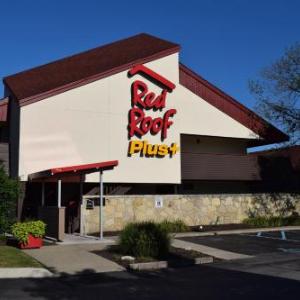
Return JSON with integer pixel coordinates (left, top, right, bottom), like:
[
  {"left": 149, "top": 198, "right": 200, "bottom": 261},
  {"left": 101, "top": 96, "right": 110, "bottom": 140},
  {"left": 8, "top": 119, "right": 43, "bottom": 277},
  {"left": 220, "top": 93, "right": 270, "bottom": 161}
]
[
  {"left": 3, "top": 33, "right": 180, "bottom": 105},
  {"left": 0, "top": 98, "right": 8, "bottom": 122},
  {"left": 2, "top": 33, "right": 288, "bottom": 145}
]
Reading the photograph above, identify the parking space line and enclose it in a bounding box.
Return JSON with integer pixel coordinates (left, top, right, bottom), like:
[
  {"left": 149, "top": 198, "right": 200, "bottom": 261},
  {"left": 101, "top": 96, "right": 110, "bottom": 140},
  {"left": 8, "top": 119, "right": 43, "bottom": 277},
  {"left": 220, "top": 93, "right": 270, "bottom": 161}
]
[{"left": 242, "top": 233, "right": 300, "bottom": 243}]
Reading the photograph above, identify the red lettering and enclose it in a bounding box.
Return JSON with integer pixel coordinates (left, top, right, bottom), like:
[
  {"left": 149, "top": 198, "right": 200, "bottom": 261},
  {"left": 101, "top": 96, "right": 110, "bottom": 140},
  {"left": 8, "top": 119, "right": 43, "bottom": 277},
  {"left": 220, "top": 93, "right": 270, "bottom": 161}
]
[
  {"left": 128, "top": 108, "right": 177, "bottom": 140},
  {"left": 129, "top": 79, "right": 176, "bottom": 141},
  {"left": 128, "top": 108, "right": 145, "bottom": 137},
  {"left": 141, "top": 116, "right": 153, "bottom": 133},
  {"left": 131, "top": 80, "right": 166, "bottom": 110},
  {"left": 132, "top": 80, "right": 147, "bottom": 108},
  {"left": 162, "top": 109, "right": 177, "bottom": 140},
  {"left": 151, "top": 118, "right": 163, "bottom": 135},
  {"left": 154, "top": 90, "right": 167, "bottom": 109},
  {"left": 144, "top": 92, "right": 156, "bottom": 108}
]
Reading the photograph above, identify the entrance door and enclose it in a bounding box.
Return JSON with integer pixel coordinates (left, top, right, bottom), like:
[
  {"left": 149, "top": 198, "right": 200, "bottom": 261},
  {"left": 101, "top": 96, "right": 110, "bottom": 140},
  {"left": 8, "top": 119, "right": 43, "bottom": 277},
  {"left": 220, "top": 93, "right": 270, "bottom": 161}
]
[{"left": 65, "top": 198, "right": 80, "bottom": 233}]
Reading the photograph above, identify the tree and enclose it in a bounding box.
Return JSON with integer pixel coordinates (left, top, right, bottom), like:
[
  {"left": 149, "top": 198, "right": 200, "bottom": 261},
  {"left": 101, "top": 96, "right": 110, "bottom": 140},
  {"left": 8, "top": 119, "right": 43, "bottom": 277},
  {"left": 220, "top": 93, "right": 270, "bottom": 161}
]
[
  {"left": 0, "top": 164, "right": 19, "bottom": 233},
  {"left": 249, "top": 42, "right": 300, "bottom": 145}
]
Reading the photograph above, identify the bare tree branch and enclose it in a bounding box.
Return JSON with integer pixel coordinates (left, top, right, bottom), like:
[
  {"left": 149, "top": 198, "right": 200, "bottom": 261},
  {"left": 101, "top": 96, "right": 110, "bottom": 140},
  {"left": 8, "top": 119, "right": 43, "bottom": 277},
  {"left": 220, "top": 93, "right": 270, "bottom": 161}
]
[{"left": 249, "top": 42, "right": 300, "bottom": 145}]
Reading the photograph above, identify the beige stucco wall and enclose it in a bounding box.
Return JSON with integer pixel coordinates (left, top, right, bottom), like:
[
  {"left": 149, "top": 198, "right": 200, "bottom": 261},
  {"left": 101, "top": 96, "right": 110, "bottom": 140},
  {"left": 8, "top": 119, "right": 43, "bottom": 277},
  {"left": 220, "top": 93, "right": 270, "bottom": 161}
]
[
  {"left": 81, "top": 193, "right": 300, "bottom": 233},
  {"left": 18, "top": 53, "right": 259, "bottom": 183}
]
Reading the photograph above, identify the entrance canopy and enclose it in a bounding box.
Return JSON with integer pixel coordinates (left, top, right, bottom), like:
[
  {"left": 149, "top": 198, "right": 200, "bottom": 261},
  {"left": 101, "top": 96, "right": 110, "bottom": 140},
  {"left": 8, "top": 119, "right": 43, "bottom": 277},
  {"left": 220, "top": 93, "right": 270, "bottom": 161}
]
[
  {"left": 28, "top": 160, "right": 118, "bottom": 181},
  {"left": 28, "top": 160, "right": 118, "bottom": 240}
]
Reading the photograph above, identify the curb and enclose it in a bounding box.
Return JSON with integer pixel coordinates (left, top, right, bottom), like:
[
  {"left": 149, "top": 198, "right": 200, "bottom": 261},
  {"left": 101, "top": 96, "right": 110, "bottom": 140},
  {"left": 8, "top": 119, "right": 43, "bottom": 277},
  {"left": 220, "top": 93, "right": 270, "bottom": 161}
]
[
  {"left": 174, "top": 226, "right": 300, "bottom": 238},
  {"left": 128, "top": 256, "right": 213, "bottom": 271},
  {"left": 194, "top": 256, "right": 214, "bottom": 264},
  {"left": 0, "top": 268, "right": 53, "bottom": 279},
  {"left": 129, "top": 261, "right": 168, "bottom": 271}
]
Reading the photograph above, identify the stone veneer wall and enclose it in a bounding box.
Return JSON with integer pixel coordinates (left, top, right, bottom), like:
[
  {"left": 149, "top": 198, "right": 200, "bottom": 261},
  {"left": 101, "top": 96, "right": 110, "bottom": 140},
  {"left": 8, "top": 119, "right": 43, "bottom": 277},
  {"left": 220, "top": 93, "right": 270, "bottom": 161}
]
[{"left": 81, "top": 193, "right": 300, "bottom": 233}]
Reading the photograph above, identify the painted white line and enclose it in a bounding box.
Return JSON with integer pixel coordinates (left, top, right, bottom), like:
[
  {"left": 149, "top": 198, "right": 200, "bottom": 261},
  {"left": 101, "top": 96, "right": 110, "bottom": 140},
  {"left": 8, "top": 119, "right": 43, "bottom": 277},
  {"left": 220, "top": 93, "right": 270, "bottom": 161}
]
[{"left": 242, "top": 233, "right": 300, "bottom": 243}]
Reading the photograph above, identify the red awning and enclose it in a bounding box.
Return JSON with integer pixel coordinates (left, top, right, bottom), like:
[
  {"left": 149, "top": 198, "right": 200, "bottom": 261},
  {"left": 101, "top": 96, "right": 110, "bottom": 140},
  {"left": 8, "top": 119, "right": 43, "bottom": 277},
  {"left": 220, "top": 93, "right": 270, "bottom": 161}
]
[{"left": 29, "top": 160, "right": 118, "bottom": 181}]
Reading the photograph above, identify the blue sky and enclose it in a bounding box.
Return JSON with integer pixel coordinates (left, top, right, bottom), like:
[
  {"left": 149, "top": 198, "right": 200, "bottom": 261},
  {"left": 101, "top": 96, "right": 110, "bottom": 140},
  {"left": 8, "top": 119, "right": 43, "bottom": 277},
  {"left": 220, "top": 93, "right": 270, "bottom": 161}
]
[{"left": 1, "top": 0, "right": 299, "bottom": 116}]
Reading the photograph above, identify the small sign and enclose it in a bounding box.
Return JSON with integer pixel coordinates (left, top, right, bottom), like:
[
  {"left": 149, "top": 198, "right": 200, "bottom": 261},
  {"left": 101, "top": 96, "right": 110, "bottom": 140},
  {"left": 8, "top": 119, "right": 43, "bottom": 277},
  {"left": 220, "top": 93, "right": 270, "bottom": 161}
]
[
  {"left": 86, "top": 199, "right": 94, "bottom": 210},
  {"left": 155, "top": 196, "right": 163, "bottom": 208}
]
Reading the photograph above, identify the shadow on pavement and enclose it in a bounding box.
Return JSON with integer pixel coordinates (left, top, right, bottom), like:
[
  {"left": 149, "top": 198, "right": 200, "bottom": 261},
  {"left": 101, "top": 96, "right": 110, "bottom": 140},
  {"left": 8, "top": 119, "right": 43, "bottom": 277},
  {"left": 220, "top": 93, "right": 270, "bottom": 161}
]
[{"left": 1, "top": 264, "right": 300, "bottom": 299}]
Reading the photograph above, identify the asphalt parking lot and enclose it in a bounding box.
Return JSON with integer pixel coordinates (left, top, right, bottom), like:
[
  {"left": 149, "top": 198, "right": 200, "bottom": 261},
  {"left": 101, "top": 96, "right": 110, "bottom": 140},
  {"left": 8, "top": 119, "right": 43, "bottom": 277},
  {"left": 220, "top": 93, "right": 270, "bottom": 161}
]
[
  {"left": 1, "top": 230, "right": 300, "bottom": 299},
  {"left": 178, "top": 229, "right": 300, "bottom": 282},
  {"left": 179, "top": 230, "right": 300, "bottom": 256},
  {"left": 1, "top": 262, "right": 300, "bottom": 300}
]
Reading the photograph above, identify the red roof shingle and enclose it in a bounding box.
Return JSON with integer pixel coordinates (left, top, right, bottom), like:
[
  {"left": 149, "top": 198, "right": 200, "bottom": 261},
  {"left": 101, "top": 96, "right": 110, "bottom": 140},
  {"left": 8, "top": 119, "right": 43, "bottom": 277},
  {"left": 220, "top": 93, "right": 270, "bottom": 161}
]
[{"left": 4, "top": 33, "right": 180, "bottom": 105}]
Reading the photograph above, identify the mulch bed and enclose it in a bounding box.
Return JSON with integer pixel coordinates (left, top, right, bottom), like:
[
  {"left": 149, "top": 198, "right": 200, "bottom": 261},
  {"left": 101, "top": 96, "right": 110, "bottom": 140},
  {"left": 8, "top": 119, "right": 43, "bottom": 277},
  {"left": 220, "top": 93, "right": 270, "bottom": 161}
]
[{"left": 92, "top": 245, "right": 212, "bottom": 269}]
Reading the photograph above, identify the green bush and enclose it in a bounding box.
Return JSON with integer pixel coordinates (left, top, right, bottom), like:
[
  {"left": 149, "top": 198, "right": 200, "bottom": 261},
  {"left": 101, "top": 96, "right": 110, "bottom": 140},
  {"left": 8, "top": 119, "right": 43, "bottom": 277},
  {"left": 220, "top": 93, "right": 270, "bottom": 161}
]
[
  {"left": 11, "top": 220, "right": 46, "bottom": 244},
  {"left": 0, "top": 165, "right": 19, "bottom": 233},
  {"left": 159, "top": 219, "right": 189, "bottom": 233},
  {"left": 243, "top": 215, "right": 300, "bottom": 227},
  {"left": 119, "top": 221, "right": 170, "bottom": 259}
]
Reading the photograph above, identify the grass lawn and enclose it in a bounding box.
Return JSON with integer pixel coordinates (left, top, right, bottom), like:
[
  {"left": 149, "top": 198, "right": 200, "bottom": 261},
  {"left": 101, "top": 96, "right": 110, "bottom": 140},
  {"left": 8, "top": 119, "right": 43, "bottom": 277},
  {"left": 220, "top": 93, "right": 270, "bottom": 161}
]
[{"left": 0, "top": 246, "right": 43, "bottom": 268}]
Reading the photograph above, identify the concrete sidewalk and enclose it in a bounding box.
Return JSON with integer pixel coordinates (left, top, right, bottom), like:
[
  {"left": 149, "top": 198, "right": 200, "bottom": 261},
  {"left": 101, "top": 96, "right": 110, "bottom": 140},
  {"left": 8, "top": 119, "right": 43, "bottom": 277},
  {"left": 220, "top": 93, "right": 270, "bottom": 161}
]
[
  {"left": 56, "top": 234, "right": 117, "bottom": 245},
  {"left": 24, "top": 243, "right": 125, "bottom": 275},
  {"left": 172, "top": 239, "right": 252, "bottom": 260}
]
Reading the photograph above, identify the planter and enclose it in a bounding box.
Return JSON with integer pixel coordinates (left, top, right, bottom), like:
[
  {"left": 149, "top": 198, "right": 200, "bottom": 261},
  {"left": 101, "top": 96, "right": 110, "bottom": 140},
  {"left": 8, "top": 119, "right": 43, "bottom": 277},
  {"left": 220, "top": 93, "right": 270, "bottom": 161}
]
[
  {"left": 12, "top": 220, "right": 46, "bottom": 249},
  {"left": 18, "top": 234, "right": 43, "bottom": 249}
]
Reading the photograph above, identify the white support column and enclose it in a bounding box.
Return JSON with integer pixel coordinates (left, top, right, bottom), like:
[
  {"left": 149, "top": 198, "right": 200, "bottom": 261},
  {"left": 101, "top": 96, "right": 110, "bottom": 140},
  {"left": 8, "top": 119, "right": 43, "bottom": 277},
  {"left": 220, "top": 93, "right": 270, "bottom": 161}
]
[
  {"left": 99, "top": 170, "right": 104, "bottom": 240},
  {"left": 79, "top": 175, "right": 84, "bottom": 236},
  {"left": 79, "top": 175, "right": 83, "bottom": 205},
  {"left": 41, "top": 181, "right": 45, "bottom": 206},
  {"left": 58, "top": 179, "right": 62, "bottom": 208}
]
